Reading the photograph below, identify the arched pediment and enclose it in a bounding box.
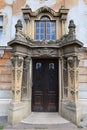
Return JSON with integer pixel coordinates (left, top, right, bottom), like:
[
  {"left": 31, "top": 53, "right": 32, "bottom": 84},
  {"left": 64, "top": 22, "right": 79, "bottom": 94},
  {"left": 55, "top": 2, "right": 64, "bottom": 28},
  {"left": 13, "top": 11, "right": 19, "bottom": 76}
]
[
  {"left": 34, "top": 6, "right": 59, "bottom": 17},
  {"left": 22, "top": 5, "right": 59, "bottom": 17}
]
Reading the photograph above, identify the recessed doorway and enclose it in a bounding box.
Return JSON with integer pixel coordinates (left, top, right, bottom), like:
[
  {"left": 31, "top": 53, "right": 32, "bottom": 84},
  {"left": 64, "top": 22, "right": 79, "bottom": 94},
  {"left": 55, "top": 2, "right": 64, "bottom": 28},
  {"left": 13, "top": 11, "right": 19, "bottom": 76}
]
[{"left": 32, "top": 59, "right": 59, "bottom": 112}]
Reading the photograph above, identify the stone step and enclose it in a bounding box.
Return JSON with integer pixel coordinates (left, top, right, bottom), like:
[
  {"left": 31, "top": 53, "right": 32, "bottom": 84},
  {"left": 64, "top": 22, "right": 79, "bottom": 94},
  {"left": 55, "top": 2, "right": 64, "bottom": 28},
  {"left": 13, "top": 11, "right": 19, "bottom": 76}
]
[{"left": 21, "top": 112, "right": 69, "bottom": 125}]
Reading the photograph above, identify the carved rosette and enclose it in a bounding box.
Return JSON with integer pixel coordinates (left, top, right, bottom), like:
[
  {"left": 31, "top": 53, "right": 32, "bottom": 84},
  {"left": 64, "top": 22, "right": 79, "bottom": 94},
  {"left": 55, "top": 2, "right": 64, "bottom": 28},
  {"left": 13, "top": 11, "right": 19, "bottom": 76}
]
[
  {"left": 67, "top": 56, "right": 80, "bottom": 102},
  {"left": 11, "top": 55, "right": 24, "bottom": 102}
]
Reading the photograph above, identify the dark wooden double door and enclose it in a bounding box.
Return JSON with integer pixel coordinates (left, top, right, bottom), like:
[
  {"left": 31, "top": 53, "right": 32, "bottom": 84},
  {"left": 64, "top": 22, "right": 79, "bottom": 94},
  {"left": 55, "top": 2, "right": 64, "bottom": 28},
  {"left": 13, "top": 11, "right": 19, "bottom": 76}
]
[{"left": 32, "top": 59, "right": 59, "bottom": 112}]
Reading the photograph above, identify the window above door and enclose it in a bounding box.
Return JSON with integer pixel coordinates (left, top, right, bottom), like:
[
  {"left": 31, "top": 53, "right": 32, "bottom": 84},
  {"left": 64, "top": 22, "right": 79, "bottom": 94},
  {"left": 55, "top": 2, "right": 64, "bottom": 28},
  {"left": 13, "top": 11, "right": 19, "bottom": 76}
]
[
  {"left": 35, "top": 16, "right": 56, "bottom": 41},
  {"left": 22, "top": 6, "right": 69, "bottom": 40}
]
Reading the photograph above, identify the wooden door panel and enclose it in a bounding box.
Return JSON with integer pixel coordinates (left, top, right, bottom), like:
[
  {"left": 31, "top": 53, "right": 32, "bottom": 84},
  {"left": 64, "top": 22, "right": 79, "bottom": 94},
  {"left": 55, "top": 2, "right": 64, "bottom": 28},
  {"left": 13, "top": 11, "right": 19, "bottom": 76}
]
[
  {"left": 47, "top": 93, "right": 58, "bottom": 112},
  {"left": 46, "top": 60, "right": 58, "bottom": 112},
  {"left": 32, "top": 59, "right": 58, "bottom": 112},
  {"left": 32, "top": 60, "right": 44, "bottom": 111},
  {"left": 32, "top": 92, "right": 44, "bottom": 111}
]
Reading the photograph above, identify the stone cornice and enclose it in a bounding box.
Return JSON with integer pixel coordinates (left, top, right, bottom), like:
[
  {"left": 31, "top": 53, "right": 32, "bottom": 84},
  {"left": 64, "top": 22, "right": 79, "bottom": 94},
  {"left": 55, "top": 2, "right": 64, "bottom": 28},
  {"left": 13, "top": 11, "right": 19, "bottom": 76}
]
[
  {"left": 22, "top": 6, "right": 60, "bottom": 17},
  {"left": 8, "top": 32, "right": 83, "bottom": 49}
]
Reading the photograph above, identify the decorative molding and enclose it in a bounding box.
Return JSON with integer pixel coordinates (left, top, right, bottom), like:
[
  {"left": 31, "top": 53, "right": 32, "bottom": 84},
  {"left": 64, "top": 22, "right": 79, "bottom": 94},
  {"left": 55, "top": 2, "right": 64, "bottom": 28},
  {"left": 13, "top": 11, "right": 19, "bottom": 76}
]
[
  {"left": 22, "top": 6, "right": 60, "bottom": 17},
  {"left": 32, "top": 48, "right": 58, "bottom": 57},
  {"left": 15, "top": 30, "right": 28, "bottom": 42},
  {"left": 63, "top": 58, "right": 68, "bottom": 86},
  {"left": 11, "top": 55, "right": 24, "bottom": 68},
  {"left": 17, "top": 70, "right": 21, "bottom": 81},
  {"left": 67, "top": 56, "right": 74, "bottom": 68},
  {"left": 69, "top": 70, "right": 74, "bottom": 84}
]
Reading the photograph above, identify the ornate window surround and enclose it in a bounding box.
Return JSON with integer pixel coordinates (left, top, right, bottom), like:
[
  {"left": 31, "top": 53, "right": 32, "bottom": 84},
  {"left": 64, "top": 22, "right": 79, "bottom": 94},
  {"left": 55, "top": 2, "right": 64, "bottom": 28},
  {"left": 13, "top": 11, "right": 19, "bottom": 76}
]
[{"left": 22, "top": 5, "right": 69, "bottom": 40}]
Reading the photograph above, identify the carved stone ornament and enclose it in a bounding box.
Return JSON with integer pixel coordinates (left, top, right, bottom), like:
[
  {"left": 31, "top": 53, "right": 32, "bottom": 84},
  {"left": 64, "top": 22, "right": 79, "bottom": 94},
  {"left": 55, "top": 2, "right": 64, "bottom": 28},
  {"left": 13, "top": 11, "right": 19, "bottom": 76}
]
[
  {"left": 67, "top": 56, "right": 80, "bottom": 68},
  {"left": 70, "top": 87, "right": 75, "bottom": 96},
  {"left": 67, "top": 56, "right": 75, "bottom": 68},
  {"left": 76, "top": 70, "right": 79, "bottom": 81},
  {"left": 75, "top": 57, "right": 80, "bottom": 68},
  {"left": 17, "top": 56, "right": 24, "bottom": 67},
  {"left": 15, "top": 19, "right": 23, "bottom": 33},
  {"left": 33, "top": 48, "right": 58, "bottom": 57},
  {"left": 22, "top": 6, "right": 60, "bottom": 17},
  {"left": 12, "top": 70, "right": 15, "bottom": 81},
  {"left": 16, "top": 89, "right": 20, "bottom": 95},
  {"left": 69, "top": 70, "right": 74, "bottom": 84},
  {"left": 15, "top": 30, "right": 28, "bottom": 42},
  {"left": 17, "top": 70, "right": 22, "bottom": 81},
  {"left": 11, "top": 55, "right": 24, "bottom": 68},
  {"left": 68, "top": 20, "right": 76, "bottom": 35},
  {"left": 11, "top": 56, "right": 15, "bottom": 67},
  {"left": 63, "top": 58, "right": 68, "bottom": 87}
]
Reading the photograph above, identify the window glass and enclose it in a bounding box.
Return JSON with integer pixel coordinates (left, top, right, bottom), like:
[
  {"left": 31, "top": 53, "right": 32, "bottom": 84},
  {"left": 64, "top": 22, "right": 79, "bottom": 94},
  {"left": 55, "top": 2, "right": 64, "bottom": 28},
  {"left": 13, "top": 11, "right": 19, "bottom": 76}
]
[
  {"left": 35, "top": 16, "right": 56, "bottom": 40},
  {"left": 41, "top": 16, "right": 50, "bottom": 20},
  {"left": 49, "top": 63, "right": 54, "bottom": 70},
  {"left": 36, "top": 62, "right": 42, "bottom": 69}
]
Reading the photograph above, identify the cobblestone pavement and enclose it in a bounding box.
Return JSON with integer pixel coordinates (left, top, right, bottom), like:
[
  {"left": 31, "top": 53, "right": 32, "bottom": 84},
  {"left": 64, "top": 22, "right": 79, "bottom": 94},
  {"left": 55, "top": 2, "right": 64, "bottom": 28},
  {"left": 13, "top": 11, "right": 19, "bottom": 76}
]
[{"left": 0, "top": 117, "right": 87, "bottom": 130}]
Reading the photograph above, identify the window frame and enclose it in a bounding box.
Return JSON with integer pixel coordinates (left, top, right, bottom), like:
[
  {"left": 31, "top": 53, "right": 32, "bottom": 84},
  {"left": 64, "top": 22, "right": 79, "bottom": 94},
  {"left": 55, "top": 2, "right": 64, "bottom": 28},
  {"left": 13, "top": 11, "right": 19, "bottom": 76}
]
[
  {"left": 0, "top": 15, "right": 4, "bottom": 39},
  {"left": 35, "top": 16, "right": 56, "bottom": 41}
]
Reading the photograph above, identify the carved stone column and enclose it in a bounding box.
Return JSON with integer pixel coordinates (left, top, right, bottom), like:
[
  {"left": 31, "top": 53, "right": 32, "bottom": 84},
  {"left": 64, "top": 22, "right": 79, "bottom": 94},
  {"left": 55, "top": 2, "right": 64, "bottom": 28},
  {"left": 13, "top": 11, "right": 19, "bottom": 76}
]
[
  {"left": 67, "top": 56, "right": 80, "bottom": 103},
  {"left": 22, "top": 56, "right": 31, "bottom": 100},
  {"left": 11, "top": 55, "right": 24, "bottom": 102},
  {"left": 63, "top": 57, "right": 68, "bottom": 100},
  {"left": 61, "top": 55, "right": 81, "bottom": 124}
]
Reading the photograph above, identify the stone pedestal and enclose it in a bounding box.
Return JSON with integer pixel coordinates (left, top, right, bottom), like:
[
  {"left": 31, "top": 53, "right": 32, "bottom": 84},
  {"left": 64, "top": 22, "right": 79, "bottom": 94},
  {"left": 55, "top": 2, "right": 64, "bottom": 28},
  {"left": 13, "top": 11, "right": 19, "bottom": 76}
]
[
  {"left": 61, "top": 101, "right": 81, "bottom": 124},
  {"left": 8, "top": 101, "right": 30, "bottom": 125}
]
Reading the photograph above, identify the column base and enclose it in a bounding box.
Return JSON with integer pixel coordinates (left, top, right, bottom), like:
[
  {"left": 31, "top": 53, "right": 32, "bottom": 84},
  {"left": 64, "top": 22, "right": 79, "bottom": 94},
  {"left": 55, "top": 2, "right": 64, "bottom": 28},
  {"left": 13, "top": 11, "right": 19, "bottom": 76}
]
[
  {"left": 61, "top": 101, "right": 81, "bottom": 124},
  {"left": 8, "top": 101, "right": 31, "bottom": 125}
]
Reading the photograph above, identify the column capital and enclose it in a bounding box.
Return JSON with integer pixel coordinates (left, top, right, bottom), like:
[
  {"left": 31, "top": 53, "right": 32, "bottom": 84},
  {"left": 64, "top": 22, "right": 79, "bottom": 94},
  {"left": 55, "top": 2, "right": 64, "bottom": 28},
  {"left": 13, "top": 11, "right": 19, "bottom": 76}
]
[
  {"left": 67, "top": 56, "right": 80, "bottom": 68},
  {"left": 11, "top": 55, "right": 24, "bottom": 68}
]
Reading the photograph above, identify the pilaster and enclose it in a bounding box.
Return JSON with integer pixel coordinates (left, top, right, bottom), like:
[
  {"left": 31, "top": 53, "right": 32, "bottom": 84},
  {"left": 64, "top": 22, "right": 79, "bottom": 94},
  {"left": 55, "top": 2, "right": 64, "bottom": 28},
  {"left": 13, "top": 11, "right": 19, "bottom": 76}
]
[
  {"left": 22, "top": 56, "right": 32, "bottom": 101},
  {"left": 59, "top": 6, "right": 69, "bottom": 35},
  {"left": 67, "top": 56, "right": 80, "bottom": 103},
  {"left": 11, "top": 55, "right": 24, "bottom": 102}
]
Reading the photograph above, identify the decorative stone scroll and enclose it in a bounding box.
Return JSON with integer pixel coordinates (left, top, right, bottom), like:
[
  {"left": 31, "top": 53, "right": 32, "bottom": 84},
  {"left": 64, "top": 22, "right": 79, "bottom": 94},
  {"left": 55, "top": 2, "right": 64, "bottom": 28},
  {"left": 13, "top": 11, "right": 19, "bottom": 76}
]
[
  {"left": 11, "top": 55, "right": 24, "bottom": 102},
  {"left": 67, "top": 56, "right": 80, "bottom": 102}
]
